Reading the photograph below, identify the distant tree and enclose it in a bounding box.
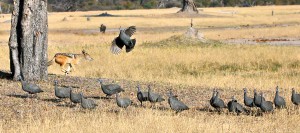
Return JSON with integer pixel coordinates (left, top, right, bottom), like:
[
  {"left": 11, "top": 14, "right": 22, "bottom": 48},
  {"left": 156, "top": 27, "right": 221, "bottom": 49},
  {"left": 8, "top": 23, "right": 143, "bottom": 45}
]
[
  {"left": 178, "top": 0, "right": 199, "bottom": 14},
  {"left": 9, "top": 0, "right": 48, "bottom": 81}
]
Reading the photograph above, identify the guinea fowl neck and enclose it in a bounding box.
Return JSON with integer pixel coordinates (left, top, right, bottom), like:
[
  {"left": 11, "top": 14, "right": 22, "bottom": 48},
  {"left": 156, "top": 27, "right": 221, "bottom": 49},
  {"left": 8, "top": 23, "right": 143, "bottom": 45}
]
[
  {"left": 260, "top": 94, "right": 264, "bottom": 106},
  {"left": 244, "top": 90, "right": 247, "bottom": 98},
  {"left": 211, "top": 91, "right": 215, "bottom": 99},
  {"left": 80, "top": 93, "right": 84, "bottom": 102},
  {"left": 137, "top": 86, "right": 141, "bottom": 92},
  {"left": 292, "top": 89, "right": 296, "bottom": 98},
  {"left": 215, "top": 92, "right": 219, "bottom": 99},
  {"left": 99, "top": 81, "right": 103, "bottom": 86},
  {"left": 54, "top": 82, "right": 58, "bottom": 90},
  {"left": 254, "top": 91, "right": 257, "bottom": 98}
]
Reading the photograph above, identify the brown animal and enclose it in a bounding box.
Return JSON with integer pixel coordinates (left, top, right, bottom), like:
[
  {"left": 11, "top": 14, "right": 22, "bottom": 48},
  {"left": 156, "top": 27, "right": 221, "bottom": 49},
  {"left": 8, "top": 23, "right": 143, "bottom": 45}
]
[{"left": 48, "top": 50, "right": 93, "bottom": 74}]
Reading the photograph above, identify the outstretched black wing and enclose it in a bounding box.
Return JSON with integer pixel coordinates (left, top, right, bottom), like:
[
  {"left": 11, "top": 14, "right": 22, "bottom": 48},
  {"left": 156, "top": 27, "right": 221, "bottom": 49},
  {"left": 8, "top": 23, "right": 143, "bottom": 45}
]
[{"left": 124, "top": 26, "right": 136, "bottom": 37}]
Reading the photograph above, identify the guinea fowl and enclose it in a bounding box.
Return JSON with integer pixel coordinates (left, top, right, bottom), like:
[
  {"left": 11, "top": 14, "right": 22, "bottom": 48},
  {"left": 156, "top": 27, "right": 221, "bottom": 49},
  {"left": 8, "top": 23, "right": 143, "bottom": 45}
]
[
  {"left": 243, "top": 88, "right": 254, "bottom": 107},
  {"left": 111, "top": 26, "right": 136, "bottom": 54},
  {"left": 260, "top": 93, "right": 274, "bottom": 112},
  {"left": 148, "top": 85, "right": 165, "bottom": 107},
  {"left": 212, "top": 90, "right": 226, "bottom": 112},
  {"left": 100, "top": 24, "right": 106, "bottom": 33},
  {"left": 227, "top": 96, "right": 246, "bottom": 115},
  {"left": 70, "top": 89, "right": 81, "bottom": 105},
  {"left": 291, "top": 88, "right": 300, "bottom": 105},
  {"left": 18, "top": 76, "right": 43, "bottom": 97},
  {"left": 227, "top": 96, "right": 236, "bottom": 112},
  {"left": 210, "top": 89, "right": 217, "bottom": 108},
  {"left": 98, "top": 79, "right": 124, "bottom": 98},
  {"left": 254, "top": 89, "right": 265, "bottom": 107},
  {"left": 137, "top": 85, "right": 149, "bottom": 106},
  {"left": 116, "top": 93, "right": 132, "bottom": 108},
  {"left": 80, "top": 93, "right": 97, "bottom": 109},
  {"left": 167, "top": 90, "right": 189, "bottom": 113},
  {"left": 274, "top": 86, "right": 286, "bottom": 108},
  {"left": 54, "top": 80, "right": 71, "bottom": 100}
]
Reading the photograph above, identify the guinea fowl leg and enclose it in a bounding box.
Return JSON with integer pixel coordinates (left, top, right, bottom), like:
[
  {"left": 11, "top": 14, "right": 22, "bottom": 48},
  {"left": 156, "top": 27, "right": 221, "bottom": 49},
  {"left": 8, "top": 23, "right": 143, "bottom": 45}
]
[
  {"left": 25, "top": 93, "right": 30, "bottom": 98},
  {"left": 33, "top": 94, "right": 40, "bottom": 100}
]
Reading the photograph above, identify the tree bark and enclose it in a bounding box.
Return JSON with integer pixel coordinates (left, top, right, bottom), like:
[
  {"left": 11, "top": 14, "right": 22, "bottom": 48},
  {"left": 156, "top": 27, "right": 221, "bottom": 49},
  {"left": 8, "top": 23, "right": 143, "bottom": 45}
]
[
  {"left": 9, "top": 0, "right": 48, "bottom": 81},
  {"left": 178, "top": 0, "right": 198, "bottom": 14}
]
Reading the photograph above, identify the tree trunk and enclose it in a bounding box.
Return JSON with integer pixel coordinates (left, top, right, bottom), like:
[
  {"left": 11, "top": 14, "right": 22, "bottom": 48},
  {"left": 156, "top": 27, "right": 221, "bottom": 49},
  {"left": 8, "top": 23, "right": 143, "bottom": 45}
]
[
  {"left": 8, "top": 0, "right": 48, "bottom": 81},
  {"left": 178, "top": 0, "right": 198, "bottom": 14}
]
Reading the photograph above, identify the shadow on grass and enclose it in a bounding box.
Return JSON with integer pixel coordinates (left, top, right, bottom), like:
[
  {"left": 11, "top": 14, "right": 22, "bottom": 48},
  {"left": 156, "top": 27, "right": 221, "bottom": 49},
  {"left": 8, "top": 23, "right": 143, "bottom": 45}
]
[
  {"left": 6, "top": 94, "right": 28, "bottom": 99},
  {"left": 85, "top": 96, "right": 112, "bottom": 100},
  {"left": 196, "top": 107, "right": 216, "bottom": 112},
  {"left": 41, "top": 98, "right": 62, "bottom": 103},
  {"left": 56, "top": 103, "right": 76, "bottom": 108}
]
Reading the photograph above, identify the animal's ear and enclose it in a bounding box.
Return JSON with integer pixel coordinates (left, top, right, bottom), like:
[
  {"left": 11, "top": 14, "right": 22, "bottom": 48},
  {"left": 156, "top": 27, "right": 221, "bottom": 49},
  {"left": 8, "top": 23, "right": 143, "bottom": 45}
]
[{"left": 82, "top": 50, "right": 86, "bottom": 54}]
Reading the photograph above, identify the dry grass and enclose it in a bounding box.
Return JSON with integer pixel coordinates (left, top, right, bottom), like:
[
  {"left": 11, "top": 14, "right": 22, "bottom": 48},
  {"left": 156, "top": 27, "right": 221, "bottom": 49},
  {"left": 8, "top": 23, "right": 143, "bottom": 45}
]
[
  {"left": 1, "top": 75, "right": 300, "bottom": 133},
  {"left": 0, "top": 5, "right": 300, "bottom": 132}
]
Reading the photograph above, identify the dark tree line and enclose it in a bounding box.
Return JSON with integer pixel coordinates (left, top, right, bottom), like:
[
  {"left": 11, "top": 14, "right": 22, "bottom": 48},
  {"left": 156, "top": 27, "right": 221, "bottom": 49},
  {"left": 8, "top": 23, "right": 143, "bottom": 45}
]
[{"left": 1, "top": 0, "right": 299, "bottom": 13}]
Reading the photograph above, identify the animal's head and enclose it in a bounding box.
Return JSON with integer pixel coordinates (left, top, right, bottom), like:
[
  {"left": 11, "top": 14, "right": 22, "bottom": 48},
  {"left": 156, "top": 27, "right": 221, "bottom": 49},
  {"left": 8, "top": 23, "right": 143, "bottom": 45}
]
[
  {"left": 276, "top": 86, "right": 279, "bottom": 92},
  {"left": 167, "top": 90, "right": 173, "bottom": 97},
  {"left": 54, "top": 80, "right": 58, "bottom": 85},
  {"left": 136, "top": 84, "right": 140, "bottom": 92},
  {"left": 82, "top": 50, "right": 94, "bottom": 61},
  {"left": 231, "top": 96, "right": 237, "bottom": 102}
]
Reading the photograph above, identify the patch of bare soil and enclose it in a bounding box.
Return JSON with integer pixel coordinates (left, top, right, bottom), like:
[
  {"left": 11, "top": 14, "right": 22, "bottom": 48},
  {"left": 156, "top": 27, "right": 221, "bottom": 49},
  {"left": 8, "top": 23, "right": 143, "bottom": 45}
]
[
  {"left": 149, "top": 12, "right": 220, "bottom": 18},
  {"left": 224, "top": 38, "right": 300, "bottom": 46}
]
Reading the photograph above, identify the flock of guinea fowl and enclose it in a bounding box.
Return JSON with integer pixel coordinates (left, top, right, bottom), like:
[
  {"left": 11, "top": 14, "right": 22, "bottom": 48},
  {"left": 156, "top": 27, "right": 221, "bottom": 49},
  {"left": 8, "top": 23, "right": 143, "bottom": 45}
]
[
  {"left": 16, "top": 26, "right": 300, "bottom": 115},
  {"left": 17, "top": 72, "right": 300, "bottom": 115}
]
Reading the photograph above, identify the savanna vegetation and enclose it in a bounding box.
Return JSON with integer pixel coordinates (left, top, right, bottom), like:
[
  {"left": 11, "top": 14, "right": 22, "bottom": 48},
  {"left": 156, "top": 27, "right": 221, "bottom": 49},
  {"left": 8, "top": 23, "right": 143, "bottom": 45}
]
[{"left": 0, "top": 6, "right": 299, "bottom": 132}]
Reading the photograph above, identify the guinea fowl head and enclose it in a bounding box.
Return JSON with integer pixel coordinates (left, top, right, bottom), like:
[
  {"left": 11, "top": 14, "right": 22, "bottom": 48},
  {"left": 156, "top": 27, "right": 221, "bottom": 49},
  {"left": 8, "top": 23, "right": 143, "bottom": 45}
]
[
  {"left": 98, "top": 79, "right": 103, "bottom": 84},
  {"left": 79, "top": 93, "right": 84, "bottom": 99},
  {"left": 260, "top": 93, "right": 265, "bottom": 101},
  {"left": 54, "top": 80, "right": 58, "bottom": 86},
  {"left": 167, "top": 90, "right": 173, "bottom": 97},
  {"left": 292, "top": 88, "right": 295, "bottom": 94},
  {"left": 231, "top": 96, "right": 237, "bottom": 102},
  {"left": 253, "top": 89, "right": 257, "bottom": 96},
  {"left": 136, "top": 85, "right": 141, "bottom": 92}
]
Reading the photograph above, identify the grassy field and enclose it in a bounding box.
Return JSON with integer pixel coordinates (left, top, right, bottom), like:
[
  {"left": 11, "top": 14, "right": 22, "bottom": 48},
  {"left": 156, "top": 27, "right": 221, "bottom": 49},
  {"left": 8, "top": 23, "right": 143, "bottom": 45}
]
[{"left": 0, "top": 5, "right": 300, "bottom": 132}]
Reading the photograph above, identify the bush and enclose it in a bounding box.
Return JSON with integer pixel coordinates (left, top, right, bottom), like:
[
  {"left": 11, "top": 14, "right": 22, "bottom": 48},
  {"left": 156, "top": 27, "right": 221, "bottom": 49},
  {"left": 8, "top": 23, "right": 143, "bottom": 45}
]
[{"left": 165, "top": 1, "right": 182, "bottom": 8}]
